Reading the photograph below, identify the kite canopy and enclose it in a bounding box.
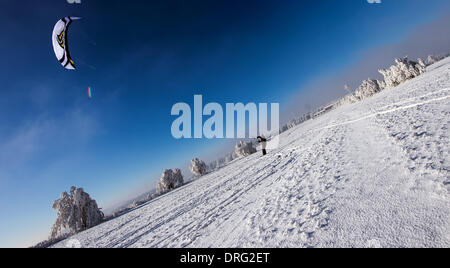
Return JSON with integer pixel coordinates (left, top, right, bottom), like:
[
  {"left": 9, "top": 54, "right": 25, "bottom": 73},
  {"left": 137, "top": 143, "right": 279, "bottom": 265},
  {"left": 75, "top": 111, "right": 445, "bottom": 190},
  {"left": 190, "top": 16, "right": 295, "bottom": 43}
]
[{"left": 52, "top": 17, "right": 81, "bottom": 70}]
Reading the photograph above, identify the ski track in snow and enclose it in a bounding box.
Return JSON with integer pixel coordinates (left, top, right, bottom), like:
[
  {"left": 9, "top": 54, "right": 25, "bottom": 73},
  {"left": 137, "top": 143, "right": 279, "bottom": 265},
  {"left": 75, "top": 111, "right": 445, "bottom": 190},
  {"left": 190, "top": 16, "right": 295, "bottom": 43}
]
[{"left": 53, "top": 58, "right": 450, "bottom": 248}]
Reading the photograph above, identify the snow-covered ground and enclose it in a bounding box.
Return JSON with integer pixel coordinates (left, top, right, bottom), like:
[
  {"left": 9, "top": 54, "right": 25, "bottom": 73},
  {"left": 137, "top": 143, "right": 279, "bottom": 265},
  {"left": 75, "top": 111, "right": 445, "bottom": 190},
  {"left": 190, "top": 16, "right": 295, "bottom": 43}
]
[{"left": 53, "top": 57, "right": 450, "bottom": 248}]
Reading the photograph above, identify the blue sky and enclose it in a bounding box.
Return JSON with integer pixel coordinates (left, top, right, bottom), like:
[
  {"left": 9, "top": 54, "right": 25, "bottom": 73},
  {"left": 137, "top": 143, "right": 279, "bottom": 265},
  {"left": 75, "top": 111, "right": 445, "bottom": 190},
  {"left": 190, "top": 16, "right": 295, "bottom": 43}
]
[{"left": 0, "top": 0, "right": 449, "bottom": 247}]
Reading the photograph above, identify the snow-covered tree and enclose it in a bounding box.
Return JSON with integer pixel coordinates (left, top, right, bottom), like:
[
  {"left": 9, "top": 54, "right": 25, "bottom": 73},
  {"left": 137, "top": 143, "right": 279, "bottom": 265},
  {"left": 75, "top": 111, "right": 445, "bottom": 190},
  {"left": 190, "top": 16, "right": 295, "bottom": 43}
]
[
  {"left": 156, "top": 168, "right": 184, "bottom": 194},
  {"left": 425, "top": 53, "right": 450, "bottom": 66},
  {"left": 208, "top": 162, "right": 217, "bottom": 171},
  {"left": 235, "top": 141, "right": 256, "bottom": 158},
  {"left": 156, "top": 169, "right": 174, "bottom": 194},
  {"left": 129, "top": 201, "right": 140, "bottom": 209},
  {"left": 336, "top": 55, "right": 435, "bottom": 107},
  {"left": 172, "top": 169, "right": 184, "bottom": 187},
  {"left": 190, "top": 158, "right": 207, "bottom": 177},
  {"left": 50, "top": 186, "right": 103, "bottom": 239},
  {"left": 352, "top": 78, "right": 386, "bottom": 101},
  {"left": 426, "top": 55, "right": 437, "bottom": 65},
  {"left": 225, "top": 153, "right": 235, "bottom": 163},
  {"left": 378, "top": 57, "right": 425, "bottom": 88}
]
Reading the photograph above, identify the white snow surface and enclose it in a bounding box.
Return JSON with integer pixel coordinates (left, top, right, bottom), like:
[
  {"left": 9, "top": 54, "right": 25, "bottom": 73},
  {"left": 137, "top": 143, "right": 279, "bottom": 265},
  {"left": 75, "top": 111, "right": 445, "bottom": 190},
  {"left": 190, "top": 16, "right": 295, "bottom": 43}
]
[{"left": 53, "top": 58, "right": 450, "bottom": 248}]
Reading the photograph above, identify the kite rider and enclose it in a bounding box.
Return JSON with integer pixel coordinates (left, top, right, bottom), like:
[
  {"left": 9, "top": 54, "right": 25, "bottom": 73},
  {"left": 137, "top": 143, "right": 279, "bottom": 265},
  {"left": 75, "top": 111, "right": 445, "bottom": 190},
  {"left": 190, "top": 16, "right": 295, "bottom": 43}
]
[{"left": 257, "top": 135, "right": 267, "bottom": 156}]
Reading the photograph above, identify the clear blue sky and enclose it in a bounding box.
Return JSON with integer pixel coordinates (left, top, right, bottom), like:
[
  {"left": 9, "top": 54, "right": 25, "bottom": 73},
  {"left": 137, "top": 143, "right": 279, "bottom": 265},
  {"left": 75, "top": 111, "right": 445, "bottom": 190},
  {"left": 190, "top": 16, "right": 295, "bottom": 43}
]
[{"left": 0, "top": 0, "right": 448, "bottom": 247}]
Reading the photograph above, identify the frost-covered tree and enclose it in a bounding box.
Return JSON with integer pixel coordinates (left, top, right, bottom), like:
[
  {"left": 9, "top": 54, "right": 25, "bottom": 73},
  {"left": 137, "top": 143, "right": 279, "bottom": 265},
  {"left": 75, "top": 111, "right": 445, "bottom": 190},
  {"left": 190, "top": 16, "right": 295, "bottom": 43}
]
[
  {"left": 235, "top": 141, "right": 256, "bottom": 158},
  {"left": 425, "top": 53, "right": 450, "bottom": 66},
  {"left": 156, "top": 169, "right": 174, "bottom": 194},
  {"left": 172, "top": 169, "right": 184, "bottom": 187},
  {"left": 352, "top": 78, "right": 386, "bottom": 101},
  {"left": 129, "top": 201, "right": 140, "bottom": 209},
  {"left": 51, "top": 186, "right": 103, "bottom": 239},
  {"left": 190, "top": 158, "right": 207, "bottom": 177},
  {"left": 225, "top": 153, "right": 235, "bottom": 163},
  {"left": 156, "top": 168, "right": 184, "bottom": 194},
  {"left": 336, "top": 56, "right": 432, "bottom": 107},
  {"left": 426, "top": 55, "right": 437, "bottom": 65},
  {"left": 378, "top": 57, "right": 425, "bottom": 88},
  {"left": 208, "top": 162, "right": 217, "bottom": 171},
  {"left": 280, "top": 124, "right": 289, "bottom": 133}
]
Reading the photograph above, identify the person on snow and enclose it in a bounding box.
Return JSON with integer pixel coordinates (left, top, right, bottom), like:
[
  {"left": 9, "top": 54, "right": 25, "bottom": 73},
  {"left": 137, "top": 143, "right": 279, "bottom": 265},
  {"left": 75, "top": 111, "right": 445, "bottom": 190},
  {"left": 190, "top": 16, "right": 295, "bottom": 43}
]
[{"left": 257, "top": 135, "right": 267, "bottom": 156}]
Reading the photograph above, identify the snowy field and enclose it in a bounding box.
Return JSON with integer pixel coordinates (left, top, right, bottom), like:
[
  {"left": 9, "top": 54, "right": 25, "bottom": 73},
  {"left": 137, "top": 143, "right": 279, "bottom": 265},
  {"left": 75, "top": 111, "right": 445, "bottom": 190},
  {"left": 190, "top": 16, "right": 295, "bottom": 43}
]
[{"left": 54, "top": 57, "right": 450, "bottom": 248}]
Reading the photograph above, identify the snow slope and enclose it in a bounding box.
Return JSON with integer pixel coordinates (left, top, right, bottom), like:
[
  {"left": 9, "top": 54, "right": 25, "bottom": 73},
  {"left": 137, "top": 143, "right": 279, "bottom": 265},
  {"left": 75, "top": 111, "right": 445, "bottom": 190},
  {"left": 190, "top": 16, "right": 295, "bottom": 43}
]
[{"left": 53, "top": 57, "right": 450, "bottom": 248}]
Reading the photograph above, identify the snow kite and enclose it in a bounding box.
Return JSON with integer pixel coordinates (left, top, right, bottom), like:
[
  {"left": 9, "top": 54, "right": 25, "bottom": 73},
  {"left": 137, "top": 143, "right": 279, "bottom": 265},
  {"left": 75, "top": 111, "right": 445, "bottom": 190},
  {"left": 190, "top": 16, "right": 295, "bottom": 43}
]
[{"left": 52, "top": 17, "right": 81, "bottom": 70}]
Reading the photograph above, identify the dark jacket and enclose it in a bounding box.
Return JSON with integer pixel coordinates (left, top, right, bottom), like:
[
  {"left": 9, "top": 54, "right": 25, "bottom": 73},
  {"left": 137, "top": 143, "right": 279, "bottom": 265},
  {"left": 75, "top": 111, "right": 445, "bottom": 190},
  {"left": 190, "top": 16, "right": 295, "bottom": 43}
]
[{"left": 257, "top": 136, "right": 267, "bottom": 143}]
